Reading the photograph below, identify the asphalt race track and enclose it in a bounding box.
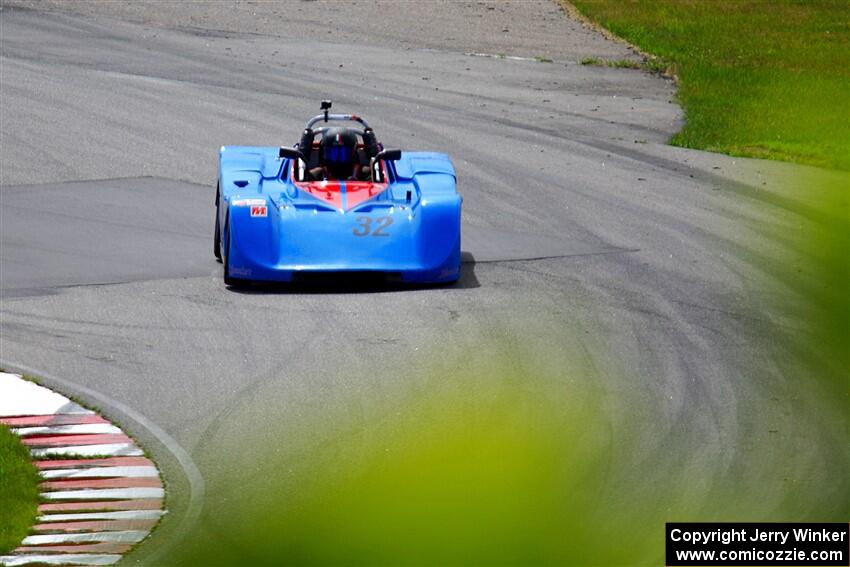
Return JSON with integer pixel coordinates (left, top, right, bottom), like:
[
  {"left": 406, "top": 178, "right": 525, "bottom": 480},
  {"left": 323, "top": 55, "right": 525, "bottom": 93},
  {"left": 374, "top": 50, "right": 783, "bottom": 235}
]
[{"left": 1, "top": 2, "right": 846, "bottom": 563}]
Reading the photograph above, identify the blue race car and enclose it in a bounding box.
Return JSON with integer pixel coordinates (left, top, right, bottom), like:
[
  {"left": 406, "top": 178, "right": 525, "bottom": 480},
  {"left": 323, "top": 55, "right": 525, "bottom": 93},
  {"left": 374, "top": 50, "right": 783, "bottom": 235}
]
[{"left": 214, "top": 101, "right": 462, "bottom": 286}]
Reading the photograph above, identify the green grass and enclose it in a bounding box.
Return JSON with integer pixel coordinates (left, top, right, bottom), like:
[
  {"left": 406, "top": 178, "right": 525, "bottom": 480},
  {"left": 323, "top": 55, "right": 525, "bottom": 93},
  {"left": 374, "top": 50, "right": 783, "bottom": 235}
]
[
  {"left": 0, "top": 424, "right": 40, "bottom": 554},
  {"left": 580, "top": 56, "right": 642, "bottom": 69},
  {"left": 608, "top": 58, "right": 641, "bottom": 69},
  {"left": 568, "top": 1, "right": 849, "bottom": 405},
  {"left": 580, "top": 55, "right": 603, "bottom": 66},
  {"left": 569, "top": 0, "right": 850, "bottom": 170}
]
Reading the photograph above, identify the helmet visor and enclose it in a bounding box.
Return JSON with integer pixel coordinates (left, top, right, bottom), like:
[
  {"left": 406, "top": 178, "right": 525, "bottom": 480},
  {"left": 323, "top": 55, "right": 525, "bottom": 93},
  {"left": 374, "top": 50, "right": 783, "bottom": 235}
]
[{"left": 324, "top": 145, "right": 351, "bottom": 164}]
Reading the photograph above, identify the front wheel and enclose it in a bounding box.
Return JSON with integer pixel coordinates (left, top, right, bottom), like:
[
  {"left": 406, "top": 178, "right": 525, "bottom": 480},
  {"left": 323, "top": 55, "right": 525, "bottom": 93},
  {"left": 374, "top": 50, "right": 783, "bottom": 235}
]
[
  {"left": 222, "top": 221, "right": 233, "bottom": 285},
  {"left": 222, "top": 220, "right": 242, "bottom": 287},
  {"left": 223, "top": 263, "right": 236, "bottom": 286},
  {"left": 213, "top": 185, "right": 222, "bottom": 261}
]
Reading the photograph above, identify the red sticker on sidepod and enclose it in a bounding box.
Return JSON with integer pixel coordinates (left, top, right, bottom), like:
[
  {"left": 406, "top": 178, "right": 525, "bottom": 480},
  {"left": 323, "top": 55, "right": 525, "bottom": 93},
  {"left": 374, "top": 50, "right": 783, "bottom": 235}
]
[{"left": 250, "top": 205, "right": 267, "bottom": 217}]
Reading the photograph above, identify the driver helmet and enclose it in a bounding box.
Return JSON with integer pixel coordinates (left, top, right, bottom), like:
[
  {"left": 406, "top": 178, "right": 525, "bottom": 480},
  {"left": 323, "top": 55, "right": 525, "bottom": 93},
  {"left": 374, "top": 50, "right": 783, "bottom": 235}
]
[{"left": 321, "top": 128, "right": 357, "bottom": 179}]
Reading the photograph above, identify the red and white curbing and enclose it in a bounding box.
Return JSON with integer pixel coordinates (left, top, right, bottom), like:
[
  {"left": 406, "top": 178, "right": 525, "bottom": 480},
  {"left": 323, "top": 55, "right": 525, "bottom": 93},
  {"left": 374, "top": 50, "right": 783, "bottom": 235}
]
[{"left": 0, "top": 372, "right": 165, "bottom": 567}]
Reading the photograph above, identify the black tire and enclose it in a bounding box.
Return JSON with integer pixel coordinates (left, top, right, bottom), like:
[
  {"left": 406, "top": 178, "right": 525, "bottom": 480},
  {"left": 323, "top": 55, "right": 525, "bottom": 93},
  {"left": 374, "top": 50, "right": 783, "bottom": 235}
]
[
  {"left": 214, "top": 207, "right": 222, "bottom": 261},
  {"left": 222, "top": 220, "right": 232, "bottom": 285},
  {"left": 222, "top": 219, "right": 240, "bottom": 287},
  {"left": 223, "top": 264, "right": 235, "bottom": 286},
  {"left": 213, "top": 184, "right": 222, "bottom": 261}
]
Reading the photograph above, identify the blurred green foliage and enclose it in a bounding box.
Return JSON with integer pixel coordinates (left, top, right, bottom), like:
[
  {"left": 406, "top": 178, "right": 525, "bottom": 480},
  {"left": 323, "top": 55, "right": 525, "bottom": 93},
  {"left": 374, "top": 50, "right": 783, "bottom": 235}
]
[
  {"left": 775, "top": 170, "right": 849, "bottom": 400},
  {"left": 168, "top": 347, "right": 667, "bottom": 565},
  {"left": 164, "top": 319, "right": 847, "bottom": 565}
]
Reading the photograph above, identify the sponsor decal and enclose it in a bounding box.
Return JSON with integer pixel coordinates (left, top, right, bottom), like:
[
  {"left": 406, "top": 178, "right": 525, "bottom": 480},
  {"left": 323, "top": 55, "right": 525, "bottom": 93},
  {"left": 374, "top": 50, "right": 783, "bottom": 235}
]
[
  {"left": 232, "top": 198, "right": 266, "bottom": 207},
  {"left": 250, "top": 205, "right": 268, "bottom": 217}
]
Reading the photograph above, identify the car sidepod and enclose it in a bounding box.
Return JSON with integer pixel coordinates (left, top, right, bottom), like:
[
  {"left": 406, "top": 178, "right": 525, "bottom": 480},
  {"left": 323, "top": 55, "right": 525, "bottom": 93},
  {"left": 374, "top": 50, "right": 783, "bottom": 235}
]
[{"left": 392, "top": 152, "right": 462, "bottom": 283}]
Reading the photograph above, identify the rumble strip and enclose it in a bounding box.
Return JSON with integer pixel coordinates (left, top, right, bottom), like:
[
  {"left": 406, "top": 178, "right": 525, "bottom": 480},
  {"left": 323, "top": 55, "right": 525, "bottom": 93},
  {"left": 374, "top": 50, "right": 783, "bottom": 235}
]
[{"left": 0, "top": 372, "right": 165, "bottom": 566}]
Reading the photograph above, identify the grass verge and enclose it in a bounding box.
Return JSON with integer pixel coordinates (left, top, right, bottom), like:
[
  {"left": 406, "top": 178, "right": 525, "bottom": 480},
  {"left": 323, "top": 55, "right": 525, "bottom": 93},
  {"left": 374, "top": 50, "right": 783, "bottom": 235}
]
[
  {"left": 0, "top": 424, "right": 40, "bottom": 554},
  {"left": 580, "top": 56, "right": 642, "bottom": 69},
  {"left": 567, "top": 0, "right": 849, "bottom": 170}
]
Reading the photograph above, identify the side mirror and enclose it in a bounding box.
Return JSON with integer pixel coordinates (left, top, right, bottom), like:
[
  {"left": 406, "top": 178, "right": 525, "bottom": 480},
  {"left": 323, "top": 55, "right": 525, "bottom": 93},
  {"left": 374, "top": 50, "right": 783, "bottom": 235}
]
[
  {"left": 375, "top": 149, "right": 401, "bottom": 162},
  {"left": 280, "top": 147, "right": 307, "bottom": 181},
  {"left": 370, "top": 150, "right": 402, "bottom": 183},
  {"left": 279, "top": 147, "right": 305, "bottom": 161}
]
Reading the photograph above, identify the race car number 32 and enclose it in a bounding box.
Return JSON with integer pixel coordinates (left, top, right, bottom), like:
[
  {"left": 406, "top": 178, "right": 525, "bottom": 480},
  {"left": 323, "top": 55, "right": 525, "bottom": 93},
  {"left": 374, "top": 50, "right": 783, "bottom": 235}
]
[{"left": 353, "top": 216, "right": 392, "bottom": 237}]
